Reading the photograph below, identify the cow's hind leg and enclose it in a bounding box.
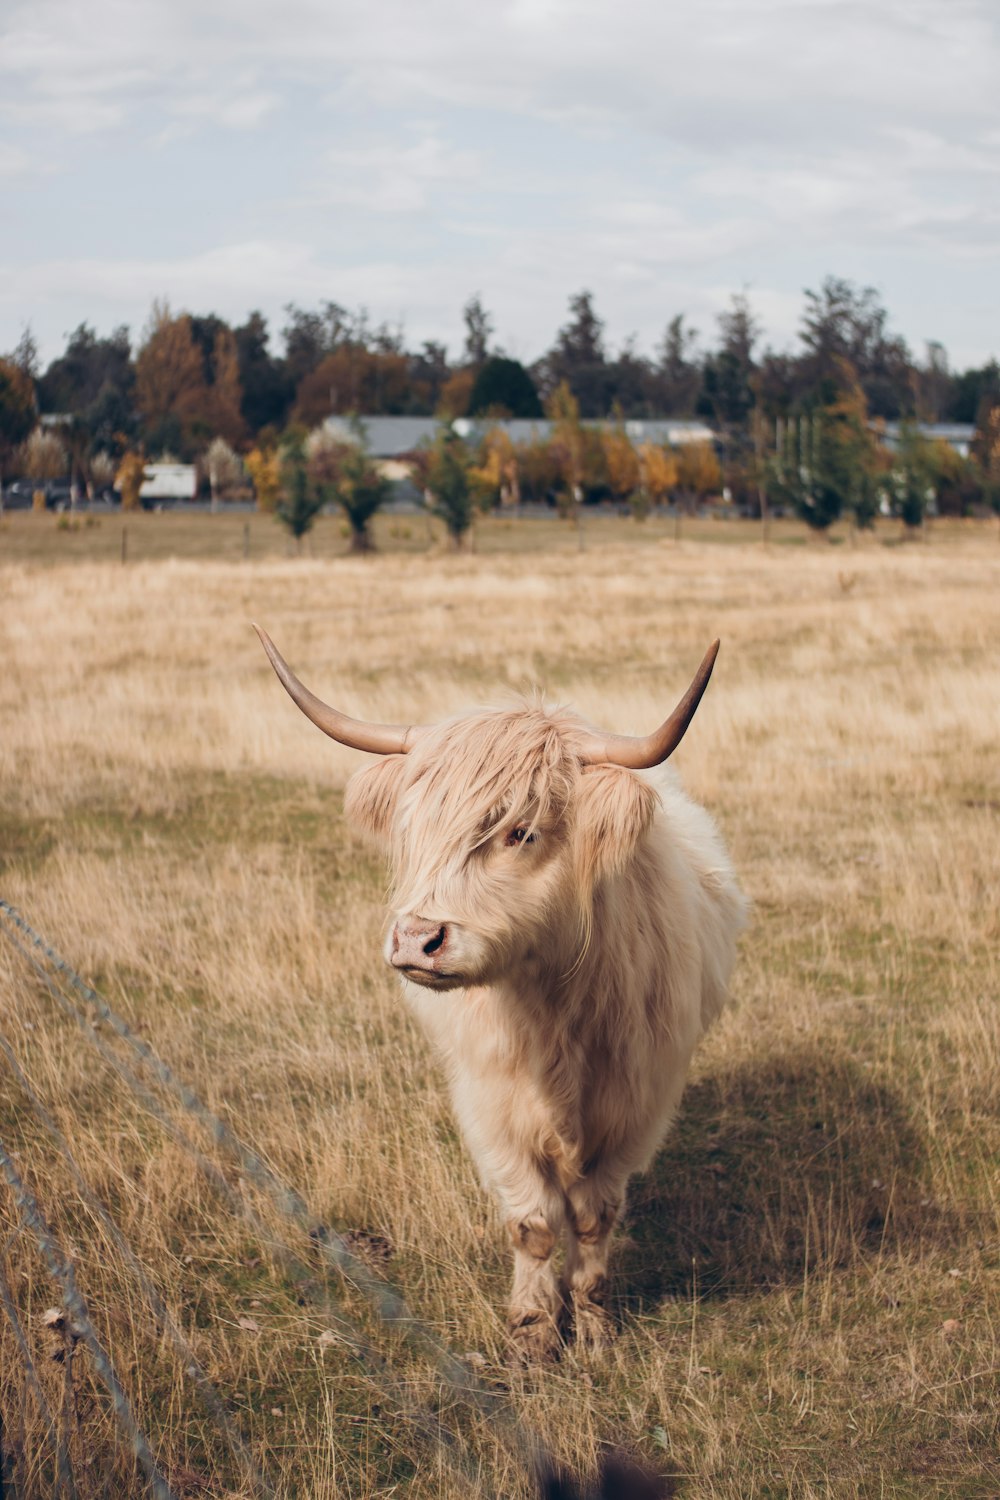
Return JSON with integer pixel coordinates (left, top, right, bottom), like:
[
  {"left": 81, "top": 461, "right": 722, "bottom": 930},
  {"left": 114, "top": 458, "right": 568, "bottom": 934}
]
[
  {"left": 564, "top": 1178, "right": 623, "bottom": 1354},
  {"left": 505, "top": 1188, "right": 565, "bottom": 1364}
]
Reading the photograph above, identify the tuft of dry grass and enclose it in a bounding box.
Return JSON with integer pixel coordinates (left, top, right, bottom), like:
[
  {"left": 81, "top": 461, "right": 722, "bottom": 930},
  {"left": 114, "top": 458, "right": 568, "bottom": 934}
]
[{"left": 1, "top": 519, "right": 998, "bottom": 1497}]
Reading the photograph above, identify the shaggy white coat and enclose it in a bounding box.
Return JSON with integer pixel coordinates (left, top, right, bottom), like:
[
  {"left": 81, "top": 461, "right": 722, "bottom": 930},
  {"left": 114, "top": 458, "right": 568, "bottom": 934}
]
[{"left": 346, "top": 702, "right": 746, "bottom": 1357}]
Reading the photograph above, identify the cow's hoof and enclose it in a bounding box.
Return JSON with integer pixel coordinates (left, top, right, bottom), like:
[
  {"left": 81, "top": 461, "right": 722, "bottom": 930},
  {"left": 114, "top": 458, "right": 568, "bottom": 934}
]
[
  {"left": 507, "top": 1313, "right": 561, "bottom": 1366},
  {"left": 573, "top": 1299, "right": 616, "bottom": 1355}
]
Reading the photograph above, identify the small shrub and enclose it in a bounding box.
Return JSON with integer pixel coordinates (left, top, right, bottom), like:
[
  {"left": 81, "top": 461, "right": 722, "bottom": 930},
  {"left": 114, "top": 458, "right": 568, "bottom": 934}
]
[{"left": 629, "top": 489, "right": 652, "bottom": 522}]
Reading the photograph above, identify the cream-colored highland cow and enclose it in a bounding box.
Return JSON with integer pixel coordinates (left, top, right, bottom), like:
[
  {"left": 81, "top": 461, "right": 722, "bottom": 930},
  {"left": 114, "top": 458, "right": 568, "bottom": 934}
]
[{"left": 256, "top": 627, "right": 746, "bottom": 1362}]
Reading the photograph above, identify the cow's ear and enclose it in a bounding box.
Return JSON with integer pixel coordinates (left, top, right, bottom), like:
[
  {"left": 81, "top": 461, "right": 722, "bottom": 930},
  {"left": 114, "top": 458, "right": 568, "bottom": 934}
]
[
  {"left": 344, "top": 756, "right": 408, "bottom": 845},
  {"left": 574, "top": 764, "right": 658, "bottom": 887}
]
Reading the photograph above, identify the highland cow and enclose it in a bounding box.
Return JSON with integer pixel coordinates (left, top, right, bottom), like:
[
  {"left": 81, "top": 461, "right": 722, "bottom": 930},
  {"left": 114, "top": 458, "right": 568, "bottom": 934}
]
[{"left": 256, "top": 626, "right": 746, "bottom": 1361}]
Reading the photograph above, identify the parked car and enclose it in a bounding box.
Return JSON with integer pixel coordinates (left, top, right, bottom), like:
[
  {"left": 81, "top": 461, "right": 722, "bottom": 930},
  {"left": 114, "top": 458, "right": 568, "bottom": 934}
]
[
  {"left": 2, "top": 479, "right": 77, "bottom": 509},
  {"left": 2, "top": 479, "right": 41, "bottom": 508}
]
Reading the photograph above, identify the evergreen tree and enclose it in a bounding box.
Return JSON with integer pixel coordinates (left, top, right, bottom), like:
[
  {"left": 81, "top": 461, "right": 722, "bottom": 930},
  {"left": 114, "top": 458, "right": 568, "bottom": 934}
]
[
  {"left": 37, "top": 323, "right": 136, "bottom": 454},
  {"left": 704, "top": 293, "right": 759, "bottom": 436},
  {"left": 948, "top": 360, "right": 1000, "bottom": 424},
  {"left": 800, "top": 277, "right": 912, "bottom": 419},
  {"left": 423, "top": 427, "right": 475, "bottom": 547},
  {"left": 276, "top": 437, "right": 326, "bottom": 549},
  {"left": 235, "top": 312, "right": 293, "bottom": 433},
  {"left": 541, "top": 291, "right": 609, "bottom": 417},
  {"left": 468, "top": 356, "right": 542, "bottom": 418},
  {"left": 657, "top": 315, "right": 700, "bottom": 415},
  {"left": 890, "top": 424, "right": 934, "bottom": 528}
]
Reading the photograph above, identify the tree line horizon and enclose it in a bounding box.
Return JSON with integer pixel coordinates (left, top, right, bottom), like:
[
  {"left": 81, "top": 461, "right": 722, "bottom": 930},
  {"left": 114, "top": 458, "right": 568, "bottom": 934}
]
[{"left": 1, "top": 276, "right": 998, "bottom": 539}]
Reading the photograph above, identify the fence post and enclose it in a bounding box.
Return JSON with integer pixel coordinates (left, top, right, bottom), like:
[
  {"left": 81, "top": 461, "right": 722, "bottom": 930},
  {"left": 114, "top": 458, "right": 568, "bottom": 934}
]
[
  {"left": 120, "top": 526, "right": 127, "bottom": 566},
  {"left": 243, "top": 521, "right": 250, "bottom": 560}
]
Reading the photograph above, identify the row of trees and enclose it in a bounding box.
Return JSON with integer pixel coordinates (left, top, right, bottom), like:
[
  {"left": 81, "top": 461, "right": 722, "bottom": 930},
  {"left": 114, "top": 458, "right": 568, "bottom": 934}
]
[
  {"left": 4, "top": 280, "right": 999, "bottom": 448},
  {"left": 5, "top": 372, "right": 998, "bottom": 542},
  {"left": 767, "top": 380, "right": 999, "bottom": 531},
  {"left": 2, "top": 278, "right": 998, "bottom": 529},
  {"left": 222, "top": 381, "right": 1000, "bottom": 555},
  {"left": 199, "top": 397, "right": 723, "bottom": 553}
]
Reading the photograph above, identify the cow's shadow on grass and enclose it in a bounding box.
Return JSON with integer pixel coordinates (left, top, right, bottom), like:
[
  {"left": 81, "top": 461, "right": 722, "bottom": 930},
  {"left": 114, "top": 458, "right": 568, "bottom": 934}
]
[{"left": 616, "top": 1044, "right": 957, "bottom": 1313}]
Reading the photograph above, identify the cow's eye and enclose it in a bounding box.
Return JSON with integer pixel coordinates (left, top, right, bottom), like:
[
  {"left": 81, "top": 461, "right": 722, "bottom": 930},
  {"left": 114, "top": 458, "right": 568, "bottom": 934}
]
[{"left": 505, "top": 825, "right": 535, "bottom": 847}]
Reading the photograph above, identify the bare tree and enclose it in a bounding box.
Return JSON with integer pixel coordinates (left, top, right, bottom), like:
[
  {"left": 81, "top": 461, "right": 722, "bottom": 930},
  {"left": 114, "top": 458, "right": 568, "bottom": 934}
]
[
  {"left": 22, "top": 428, "right": 68, "bottom": 481},
  {"left": 89, "top": 451, "right": 116, "bottom": 498},
  {"left": 462, "top": 295, "right": 494, "bottom": 367},
  {"left": 204, "top": 436, "right": 243, "bottom": 510}
]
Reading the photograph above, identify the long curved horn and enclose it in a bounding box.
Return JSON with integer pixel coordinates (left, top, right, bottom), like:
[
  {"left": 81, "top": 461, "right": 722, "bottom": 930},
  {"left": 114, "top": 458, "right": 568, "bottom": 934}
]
[
  {"left": 579, "top": 640, "right": 720, "bottom": 769},
  {"left": 253, "top": 624, "right": 422, "bottom": 755}
]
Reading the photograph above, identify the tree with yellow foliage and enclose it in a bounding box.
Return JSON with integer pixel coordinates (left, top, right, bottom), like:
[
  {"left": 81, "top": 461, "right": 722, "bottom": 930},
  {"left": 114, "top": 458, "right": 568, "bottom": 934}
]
[
  {"left": 638, "top": 442, "right": 678, "bottom": 506},
  {"left": 601, "top": 417, "right": 639, "bottom": 504},
  {"left": 436, "top": 367, "right": 474, "bottom": 419},
  {"left": 245, "top": 445, "right": 282, "bottom": 513},
  {"left": 115, "top": 452, "right": 149, "bottom": 511},
  {"left": 675, "top": 441, "right": 721, "bottom": 511},
  {"left": 470, "top": 425, "right": 519, "bottom": 509},
  {"left": 546, "top": 381, "right": 583, "bottom": 512},
  {"left": 515, "top": 436, "right": 562, "bottom": 505}
]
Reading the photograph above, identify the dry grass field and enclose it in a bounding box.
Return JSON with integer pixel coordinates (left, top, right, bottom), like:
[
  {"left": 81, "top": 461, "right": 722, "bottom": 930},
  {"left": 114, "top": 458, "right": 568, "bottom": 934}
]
[{"left": 1, "top": 511, "right": 998, "bottom": 1498}]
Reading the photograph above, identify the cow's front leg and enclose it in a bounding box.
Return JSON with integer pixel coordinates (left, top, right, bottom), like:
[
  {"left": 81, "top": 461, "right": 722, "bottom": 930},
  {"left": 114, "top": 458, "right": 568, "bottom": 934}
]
[
  {"left": 564, "top": 1177, "right": 623, "bottom": 1353},
  {"left": 505, "top": 1184, "right": 565, "bottom": 1364}
]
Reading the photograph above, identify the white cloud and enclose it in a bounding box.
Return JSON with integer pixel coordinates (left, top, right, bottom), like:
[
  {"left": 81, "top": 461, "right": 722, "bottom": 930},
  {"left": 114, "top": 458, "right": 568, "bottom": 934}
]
[
  {"left": 321, "top": 131, "right": 479, "bottom": 214},
  {"left": 0, "top": 144, "right": 35, "bottom": 176},
  {"left": 169, "top": 85, "right": 280, "bottom": 132},
  {"left": 0, "top": 239, "right": 462, "bottom": 355},
  {"left": 1, "top": 0, "right": 998, "bottom": 364},
  {"left": 7, "top": 240, "right": 322, "bottom": 308},
  {"left": 1, "top": 0, "right": 994, "bottom": 141}
]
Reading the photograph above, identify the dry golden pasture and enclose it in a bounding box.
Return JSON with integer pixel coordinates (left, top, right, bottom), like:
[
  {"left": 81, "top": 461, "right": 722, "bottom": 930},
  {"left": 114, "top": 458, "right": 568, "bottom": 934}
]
[{"left": 1, "top": 514, "right": 998, "bottom": 1498}]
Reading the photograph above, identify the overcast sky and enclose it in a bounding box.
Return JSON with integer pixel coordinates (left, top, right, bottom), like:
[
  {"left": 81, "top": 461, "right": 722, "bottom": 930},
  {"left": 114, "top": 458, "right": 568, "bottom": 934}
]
[{"left": 1, "top": 0, "right": 997, "bottom": 373}]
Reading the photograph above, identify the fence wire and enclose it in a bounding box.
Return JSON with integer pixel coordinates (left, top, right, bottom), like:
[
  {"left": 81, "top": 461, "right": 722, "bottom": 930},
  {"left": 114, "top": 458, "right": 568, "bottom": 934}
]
[
  {"left": 0, "top": 915, "right": 492, "bottom": 1496},
  {"left": 0, "top": 1136, "right": 176, "bottom": 1500},
  {"left": 0, "top": 1233, "right": 77, "bottom": 1500},
  {"left": 0, "top": 1021, "right": 274, "bottom": 1500},
  {"left": 0, "top": 899, "right": 560, "bottom": 1495}
]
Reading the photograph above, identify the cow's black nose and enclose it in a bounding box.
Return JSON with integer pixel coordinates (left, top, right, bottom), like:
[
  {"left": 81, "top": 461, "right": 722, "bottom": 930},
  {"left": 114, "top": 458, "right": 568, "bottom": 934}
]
[{"left": 422, "top": 926, "right": 447, "bottom": 956}]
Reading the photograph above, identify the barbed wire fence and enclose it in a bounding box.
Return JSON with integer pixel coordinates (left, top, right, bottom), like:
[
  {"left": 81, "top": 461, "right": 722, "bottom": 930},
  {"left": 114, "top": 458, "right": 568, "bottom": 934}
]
[
  {"left": 0, "top": 1233, "right": 76, "bottom": 1500},
  {"left": 0, "top": 898, "right": 593, "bottom": 1500}
]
